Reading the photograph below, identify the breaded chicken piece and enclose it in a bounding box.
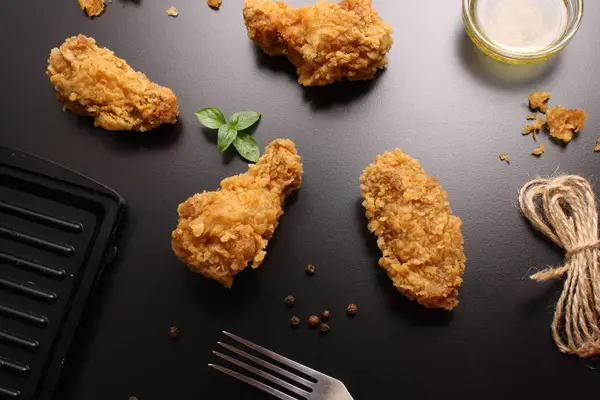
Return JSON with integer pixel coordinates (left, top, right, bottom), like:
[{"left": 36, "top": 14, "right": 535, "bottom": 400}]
[
  {"left": 360, "top": 150, "right": 466, "bottom": 311},
  {"left": 243, "top": 0, "right": 393, "bottom": 86},
  {"left": 78, "top": 0, "right": 105, "bottom": 17},
  {"left": 47, "top": 35, "right": 179, "bottom": 131},
  {"left": 172, "top": 139, "right": 303, "bottom": 288}
]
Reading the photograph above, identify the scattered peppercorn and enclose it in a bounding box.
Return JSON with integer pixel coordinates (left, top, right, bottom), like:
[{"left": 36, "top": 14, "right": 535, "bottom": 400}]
[
  {"left": 321, "top": 310, "right": 331, "bottom": 321},
  {"left": 284, "top": 295, "right": 296, "bottom": 308},
  {"left": 319, "top": 323, "right": 330, "bottom": 334},
  {"left": 168, "top": 326, "right": 180, "bottom": 339},
  {"left": 308, "top": 315, "right": 320, "bottom": 327},
  {"left": 290, "top": 316, "right": 300, "bottom": 328},
  {"left": 347, "top": 304, "right": 358, "bottom": 316},
  {"left": 129, "top": 397, "right": 139, "bottom": 400},
  {"left": 305, "top": 264, "right": 316, "bottom": 276}
]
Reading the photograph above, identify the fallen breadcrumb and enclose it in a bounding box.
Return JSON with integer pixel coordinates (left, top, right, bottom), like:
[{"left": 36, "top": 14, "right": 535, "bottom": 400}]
[
  {"left": 526, "top": 113, "right": 537, "bottom": 120},
  {"left": 167, "top": 7, "right": 179, "bottom": 16},
  {"left": 208, "top": 0, "right": 223, "bottom": 8},
  {"left": 290, "top": 316, "right": 300, "bottom": 328},
  {"left": 528, "top": 91, "right": 551, "bottom": 113},
  {"left": 243, "top": 0, "right": 393, "bottom": 86},
  {"left": 347, "top": 303, "right": 358, "bottom": 316},
  {"left": 284, "top": 295, "right": 296, "bottom": 308},
  {"left": 47, "top": 35, "right": 179, "bottom": 131},
  {"left": 499, "top": 154, "right": 511, "bottom": 164},
  {"left": 545, "top": 105, "right": 587, "bottom": 143},
  {"left": 360, "top": 150, "right": 467, "bottom": 311},
  {"left": 168, "top": 326, "right": 180, "bottom": 339},
  {"left": 531, "top": 143, "right": 545, "bottom": 157},
  {"left": 308, "top": 315, "right": 320, "bottom": 327},
  {"left": 172, "top": 139, "right": 303, "bottom": 288},
  {"left": 595, "top": 138, "right": 600, "bottom": 152},
  {"left": 78, "top": 0, "right": 105, "bottom": 17},
  {"left": 523, "top": 116, "right": 544, "bottom": 141}
]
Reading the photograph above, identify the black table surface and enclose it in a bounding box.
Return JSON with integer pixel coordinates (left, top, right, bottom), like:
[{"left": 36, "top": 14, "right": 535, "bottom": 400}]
[{"left": 1, "top": 1, "right": 599, "bottom": 399}]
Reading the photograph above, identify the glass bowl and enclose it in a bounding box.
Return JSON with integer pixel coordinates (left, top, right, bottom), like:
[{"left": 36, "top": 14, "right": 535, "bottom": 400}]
[{"left": 462, "top": 0, "right": 584, "bottom": 64}]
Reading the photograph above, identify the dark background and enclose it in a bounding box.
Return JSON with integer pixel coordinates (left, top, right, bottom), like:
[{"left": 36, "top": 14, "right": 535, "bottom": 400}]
[{"left": 1, "top": 0, "right": 599, "bottom": 399}]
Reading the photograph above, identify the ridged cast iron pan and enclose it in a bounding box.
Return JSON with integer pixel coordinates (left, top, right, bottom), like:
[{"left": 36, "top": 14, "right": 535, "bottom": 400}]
[{"left": 0, "top": 146, "right": 125, "bottom": 399}]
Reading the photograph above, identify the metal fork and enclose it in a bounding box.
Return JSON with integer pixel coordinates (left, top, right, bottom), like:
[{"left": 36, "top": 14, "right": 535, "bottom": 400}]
[{"left": 209, "top": 331, "right": 354, "bottom": 400}]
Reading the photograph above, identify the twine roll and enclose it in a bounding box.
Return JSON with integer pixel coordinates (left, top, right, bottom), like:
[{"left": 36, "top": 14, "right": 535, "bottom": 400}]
[{"left": 519, "top": 175, "right": 600, "bottom": 358}]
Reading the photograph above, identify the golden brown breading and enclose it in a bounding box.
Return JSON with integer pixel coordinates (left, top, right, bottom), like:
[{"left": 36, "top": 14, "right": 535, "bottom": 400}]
[
  {"left": 360, "top": 150, "right": 466, "bottom": 311},
  {"left": 528, "top": 91, "right": 551, "bottom": 113},
  {"left": 78, "top": 0, "right": 105, "bottom": 17},
  {"left": 596, "top": 138, "right": 600, "bottom": 152},
  {"left": 166, "top": 7, "right": 179, "bottom": 17},
  {"left": 546, "top": 105, "right": 587, "bottom": 143},
  {"left": 523, "top": 116, "right": 544, "bottom": 141},
  {"left": 531, "top": 143, "right": 545, "bottom": 156},
  {"left": 207, "top": 0, "right": 223, "bottom": 8},
  {"left": 243, "top": 0, "right": 394, "bottom": 86},
  {"left": 47, "top": 35, "right": 179, "bottom": 131},
  {"left": 172, "top": 139, "right": 303, "bottom": 288},
  {"left": 499, "top": 154, "right": 511, "bottom": 164}
]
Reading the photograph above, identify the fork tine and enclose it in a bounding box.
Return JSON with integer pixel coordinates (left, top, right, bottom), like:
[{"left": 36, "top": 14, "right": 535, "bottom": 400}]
[
  {"left": 213, "top": 351, "right": 311, "bottom": 398},
  {"left": 223, "top": 331, "right": 320, "bottom": 379},
  {"left": 209, "top": 364, "right": 297, "bottom": 400},
  {"left": 218, "top": 341, "right": 314, "bottom": 388}
]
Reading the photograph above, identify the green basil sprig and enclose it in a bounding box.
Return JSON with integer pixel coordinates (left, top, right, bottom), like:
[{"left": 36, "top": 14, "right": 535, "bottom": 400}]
[{"left": 195, "top": 107, "right": 261, "bottom": 162}]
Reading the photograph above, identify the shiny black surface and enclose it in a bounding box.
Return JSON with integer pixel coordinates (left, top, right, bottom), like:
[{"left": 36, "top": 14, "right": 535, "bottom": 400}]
[{"left": 0, "top": 1, "right": 598, "bottom": 399}]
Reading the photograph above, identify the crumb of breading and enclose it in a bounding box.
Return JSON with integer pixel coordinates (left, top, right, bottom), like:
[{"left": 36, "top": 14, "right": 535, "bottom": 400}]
[
  {"left": 531, "top": 143, "right": 545, "bottom": 157},
  {"left": 499, "top": 154, "right": 511, "bottom": 164},
  {"left": 595, "top": 138, "right": 600, "bottom": 152},
  {"left": 167, "top": 7, "right": 179, "bottom": 16},
  {"left": 243, "top": 0, "right": 394, "bottom": 86},
  {"left": 78, "top": 0, "right": 105, "bottom": 17},
  {"left": 526, "top": 113, "right": 537, "bottom": 120},
  {"left": 523, "top": 116, "right": 544, "bottom": 141},
  {"left": 172, "top": 139, "right": 303, "bottom": 288},
  {"left": 208, "top": 0, "right": 223, "bottom": 8},
  {"left": 360, "top": 150, "right": 466, "bottom": 311},
  {"left": 528, "top": 91, "right": 551, "bottom": 113},
  {"left": 546, "top": 105, "right": 587, "bottom": 143},
  {"left": 47, "top": 35, "right": 179, "bottom": 131}
]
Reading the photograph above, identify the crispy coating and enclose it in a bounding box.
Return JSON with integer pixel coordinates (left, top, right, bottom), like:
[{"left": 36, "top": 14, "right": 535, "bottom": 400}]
[
  {"left": 47, "top": 35, "right": 179, "bottom": 131},
  {"left": 78, "top": 0, "right": 105, "bottom": 17},
  {"left": 360, "top": 150, "right": 466, "bottom": 310},
  {"left": 528, "top": 91, "right": 551, "bottom": 113},
  {"left": 172, "top": 139, "right": 303, "bottom": 288},
  {"left": 522, "top": 116, "right": 544, "bottom": 141},
  {"left": 546, "top": 105, "right": 587, "bottom": 143},
  {"left": 243, "top": 0, "right": 393, "bottom": 86},
  {"left": 208, "top": 0, "right": 223, "bottom": 8},
  {"left": 166, "top": 7, "right": 179, "bottom": 16},
  {"left": 595, "top": 138, "right": 600, "bottom": 152},
  {"left": 531, "top": 143, "right": 545, "bottom": 156},
  {"left": 499, "top": 154, "right": 511, "bottom": 164}
]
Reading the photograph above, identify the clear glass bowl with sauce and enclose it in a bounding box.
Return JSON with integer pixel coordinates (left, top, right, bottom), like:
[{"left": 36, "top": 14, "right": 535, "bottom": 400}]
[{"left": 462, "top": 0, "right": 584, "bottom": 64}]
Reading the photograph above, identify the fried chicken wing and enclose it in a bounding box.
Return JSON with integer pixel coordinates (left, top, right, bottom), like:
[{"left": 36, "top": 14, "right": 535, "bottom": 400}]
[
  {"left": 172, "top": 139, "right": 303, "bottom": 288},
  {"left": 360, "top": 150, "right": 466, "bottom": 311},
  {"left": 243, "top": 0, "right": 393, "bottom": 86},
  {"left": 47, "top": 35, "right": 179, "bottom": 131}
]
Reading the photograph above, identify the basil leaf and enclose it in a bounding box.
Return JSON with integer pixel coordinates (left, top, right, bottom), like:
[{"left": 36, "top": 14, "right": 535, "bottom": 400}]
[
  {"left": 195, "top": 107, "right": 226, "bottom": 129},
  {"left": 218, "top": 124, "right": 238, "bottom": 153},
  {"left": 229, "top": 111, "right": 261, "bottom": 131},
  {"left": 233, "top": 133, "right": 260, "bottom": 162}
]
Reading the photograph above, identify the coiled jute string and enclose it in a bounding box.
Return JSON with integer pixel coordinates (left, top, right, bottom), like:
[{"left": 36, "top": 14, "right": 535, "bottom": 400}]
[{"left": 519, "top": 175, "right": 600, "bottom": 358}]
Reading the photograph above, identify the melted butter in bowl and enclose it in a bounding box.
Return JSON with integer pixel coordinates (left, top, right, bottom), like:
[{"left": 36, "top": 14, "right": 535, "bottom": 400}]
[
  {"left": 475, "top": 0, "right": 568, "bottom": 53},
  {"left": 463, "top": 0, "right": 582, "bottom": 64}
]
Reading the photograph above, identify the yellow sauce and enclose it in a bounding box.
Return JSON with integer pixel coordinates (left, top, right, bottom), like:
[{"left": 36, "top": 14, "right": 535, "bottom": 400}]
[{"left": 474, "top": 0, "right": 568, "bottom": 53}]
